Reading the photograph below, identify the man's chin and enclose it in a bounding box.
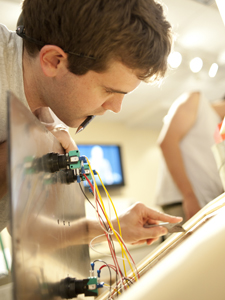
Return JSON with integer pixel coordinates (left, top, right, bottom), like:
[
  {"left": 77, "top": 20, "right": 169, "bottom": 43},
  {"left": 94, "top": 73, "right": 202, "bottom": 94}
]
[
  {"left": 64, "top": 114, "right": 98, "bottom": 129},
  {"left": 65, "top": 118, "right": 86, "bottom": 128}
]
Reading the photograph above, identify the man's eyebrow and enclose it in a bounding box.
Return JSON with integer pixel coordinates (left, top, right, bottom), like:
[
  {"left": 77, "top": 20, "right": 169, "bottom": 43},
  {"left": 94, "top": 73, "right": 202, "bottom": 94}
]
[{"left": 104, "top": 87, "right": 128, "bottom": 95}]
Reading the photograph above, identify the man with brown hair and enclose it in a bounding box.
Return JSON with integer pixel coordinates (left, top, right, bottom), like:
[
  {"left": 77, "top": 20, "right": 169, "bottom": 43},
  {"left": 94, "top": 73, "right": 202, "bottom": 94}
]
[{"left": 0, "top": 0, "right": 181, "bottom": 244}]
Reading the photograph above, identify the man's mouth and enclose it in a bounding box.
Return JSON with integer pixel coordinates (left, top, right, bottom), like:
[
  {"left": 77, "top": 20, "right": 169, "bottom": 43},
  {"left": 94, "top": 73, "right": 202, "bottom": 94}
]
[{"left": 95, "top": 109, "right": 107, "bottom": 116}]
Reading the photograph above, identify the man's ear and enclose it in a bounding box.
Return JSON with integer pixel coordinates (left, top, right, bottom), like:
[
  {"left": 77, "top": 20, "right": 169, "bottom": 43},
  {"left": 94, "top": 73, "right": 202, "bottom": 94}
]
[{"left": 39, "top": 45, "right": 68, "bottom": 77}]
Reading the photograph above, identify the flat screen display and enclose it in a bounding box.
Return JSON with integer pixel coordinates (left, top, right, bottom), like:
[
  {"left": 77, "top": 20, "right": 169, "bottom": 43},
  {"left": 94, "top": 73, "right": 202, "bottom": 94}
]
[{"left": 77, "top": 144, "right": 125, "bottom": 188}]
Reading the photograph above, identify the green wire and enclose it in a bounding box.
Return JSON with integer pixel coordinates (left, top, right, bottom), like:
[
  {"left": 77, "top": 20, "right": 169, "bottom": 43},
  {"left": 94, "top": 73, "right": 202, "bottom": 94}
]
[{"left": 0, "top": 234, "right": 9, "bottom": 272}]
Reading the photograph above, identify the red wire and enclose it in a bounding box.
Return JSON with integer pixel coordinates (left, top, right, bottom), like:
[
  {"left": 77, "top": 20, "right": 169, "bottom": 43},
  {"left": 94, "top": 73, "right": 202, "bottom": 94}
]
[
  {"left": 99, "top": 264, "right": 117, "bottom": 272},
  {"left": 106, "top": 233, "right": 124, "bottom": 277},
  {"left": 116, "top": 235, "right": 140, "bottom": 279}
]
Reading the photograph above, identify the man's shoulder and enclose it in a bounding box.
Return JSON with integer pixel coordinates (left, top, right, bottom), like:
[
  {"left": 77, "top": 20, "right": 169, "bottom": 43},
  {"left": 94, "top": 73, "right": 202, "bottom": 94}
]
[
  {"left": 0, "top": 23, "right": 22, "bottom": 56},
  {"left": 0, "top": 24, "right": 13, "bottom": 45}
]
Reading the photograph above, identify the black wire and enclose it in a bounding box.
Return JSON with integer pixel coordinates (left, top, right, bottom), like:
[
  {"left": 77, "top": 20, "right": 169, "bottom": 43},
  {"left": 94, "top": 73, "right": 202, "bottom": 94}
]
[
  {"left": 78, "top": 180, "right": 116, "bottom": 233},
  {"left": 79, "top": 182, "right": 95, "bottom": 210},
  {"left": 79, "top": 182, "right": 109, "bottom": 230},
  {"left": 123, "top": 277, "right": 134, "bottom": 286}
]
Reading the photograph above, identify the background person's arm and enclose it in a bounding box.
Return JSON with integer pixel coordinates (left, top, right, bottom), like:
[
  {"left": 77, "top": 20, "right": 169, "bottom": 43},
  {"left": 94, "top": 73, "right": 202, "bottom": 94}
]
[
  {"left": 158, "top": 92, "right": 201, "bottom": 220},
  {"left": 211, "top": 100, "right": 225, "bottom": 119}
]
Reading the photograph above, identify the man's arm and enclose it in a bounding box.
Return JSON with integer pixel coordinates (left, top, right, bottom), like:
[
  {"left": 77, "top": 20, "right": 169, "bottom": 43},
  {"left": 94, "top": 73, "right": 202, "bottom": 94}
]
[
  {"left": 27, "top": 202, "right": 182, "bottom": 252},
  {"left": 0, "top": 141, "right": 8, "bottom": 200},
  {"left": 158, "top": 92, "right": 201, "bottom": 220},
  {"left": 68, "top": 202, "right": 183, "bottom": 247}
]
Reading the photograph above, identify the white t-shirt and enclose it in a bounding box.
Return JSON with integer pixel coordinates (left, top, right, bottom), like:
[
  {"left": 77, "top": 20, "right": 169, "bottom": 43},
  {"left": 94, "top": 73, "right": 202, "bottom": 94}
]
[
  {"left": 155, "top": 94, "right": 224, "bottom": 208},
  {"left": 0, "top": 24, "right": 27, "bottom": 231},
  {"left": 0, "top": 24, "right": 28, "bottom": 142},
  {"left": 0, "top": 24, "right": 67, "bottom": 231}
]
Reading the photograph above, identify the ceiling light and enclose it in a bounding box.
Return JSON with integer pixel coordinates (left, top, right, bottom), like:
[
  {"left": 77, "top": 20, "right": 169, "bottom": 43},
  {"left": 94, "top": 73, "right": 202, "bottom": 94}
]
[
  {"left": 168, "top": 51, "right": 182, "bottom": 68},
  {"left": 209, "top": 63, "right": 218, "bottom": 78},
  {"left": 189, "top": 57, "right": 203, "bottom": 73},
  {"left": 215, "top": 0, "right": 225, "bottom": 26}
]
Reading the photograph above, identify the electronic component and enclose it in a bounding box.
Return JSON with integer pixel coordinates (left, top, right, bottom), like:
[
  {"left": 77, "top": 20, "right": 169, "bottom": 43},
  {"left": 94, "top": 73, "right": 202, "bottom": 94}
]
[
  {"left": 24, "top": 150, "right": 96, "bottom": 184},
  {"left": 49, "top": 276, "right": 103, "bottom": 298},
  {"left": 40, "top": 150, "right": 81, "bottom": 173}
]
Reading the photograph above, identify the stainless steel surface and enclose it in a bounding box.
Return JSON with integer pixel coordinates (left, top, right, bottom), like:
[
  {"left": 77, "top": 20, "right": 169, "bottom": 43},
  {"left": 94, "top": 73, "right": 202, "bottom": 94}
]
[
  {"left": 144, "top": 222, "right": 185, "bottom": 233},
  {"left": 7, "top": 92, "right": 90, "bottom": 300}
]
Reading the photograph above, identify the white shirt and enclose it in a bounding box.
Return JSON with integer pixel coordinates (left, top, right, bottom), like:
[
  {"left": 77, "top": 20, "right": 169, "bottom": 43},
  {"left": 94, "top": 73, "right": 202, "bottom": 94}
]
[{"left": 155, "top": 94, "right": 224, "bottom": 208}]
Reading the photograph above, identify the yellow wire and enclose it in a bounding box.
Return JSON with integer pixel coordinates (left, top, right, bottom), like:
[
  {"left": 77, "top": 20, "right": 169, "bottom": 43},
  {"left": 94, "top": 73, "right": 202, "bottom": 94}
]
[
  {"left": 87, "top": 160, "right": 127, "bottom": 271},
  {"left": 93, "top": 169, "right": 137, "bottom": 281},
  {"left": 86, "top": 158, "right": 137, "bottom": 281},
  {"left": 96, "top": 171, "right": 128, "bottom": 276},
  {"left": 86, "top": 159, "right": 128, "bottom": 274}
]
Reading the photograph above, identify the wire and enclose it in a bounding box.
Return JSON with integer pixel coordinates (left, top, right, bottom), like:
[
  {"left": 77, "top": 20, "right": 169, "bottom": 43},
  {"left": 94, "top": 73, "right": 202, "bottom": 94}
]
[
  {"left": 83, "top": 173, "right": 124, "bottom": 283},
  {"left": 123, "top": 277, "right": 134, "bottom": 286},
  {"left": 79, "top": 182, "right": 95, "bottom": 209},
  {"left": 93, "top": 259, "right": 112, "bottom": 294},
  {"left": 79, "top": 182, "right": 108, "bottom": 232},
  {"left": 87, "top": 162, "right": 137, "bottom": 281},
  {"left": 99, "top": 264, "right": 117, "bottom": 273},
  {"left": 85, "top": 162, "right": 138, "bottom": 282},
  {"left": 104, "top": 283, "right": 121, "bottom": 295},
  {"left": 79, "top": 182, "right": 121, "bottom": 290},
  {"left": 81, "top": 158, "right": 139, "bottom": 295}
]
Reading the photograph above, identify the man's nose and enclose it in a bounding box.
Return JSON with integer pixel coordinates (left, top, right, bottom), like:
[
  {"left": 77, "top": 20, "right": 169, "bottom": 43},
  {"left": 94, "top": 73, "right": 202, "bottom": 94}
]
[{"left": 103, "top": 94, "right": 125, "bottom": 113}]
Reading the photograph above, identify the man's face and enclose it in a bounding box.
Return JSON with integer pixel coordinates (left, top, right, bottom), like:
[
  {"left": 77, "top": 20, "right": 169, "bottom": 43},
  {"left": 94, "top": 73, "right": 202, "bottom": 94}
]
[{"left": 47, "top": 60, "right": 141, "bottom": 128}]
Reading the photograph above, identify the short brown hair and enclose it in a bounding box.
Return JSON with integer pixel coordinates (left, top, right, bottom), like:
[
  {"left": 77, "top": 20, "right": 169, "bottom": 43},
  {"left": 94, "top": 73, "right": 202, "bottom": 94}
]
[{"left": 22, "top": 0, "right": 173, "bottom": 82}]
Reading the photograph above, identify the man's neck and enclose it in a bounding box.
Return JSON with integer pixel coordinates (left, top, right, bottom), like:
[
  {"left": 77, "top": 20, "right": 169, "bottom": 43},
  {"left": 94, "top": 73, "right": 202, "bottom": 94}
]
[{"left": 22, "top": 49, "right": 46, "bottom": 112}]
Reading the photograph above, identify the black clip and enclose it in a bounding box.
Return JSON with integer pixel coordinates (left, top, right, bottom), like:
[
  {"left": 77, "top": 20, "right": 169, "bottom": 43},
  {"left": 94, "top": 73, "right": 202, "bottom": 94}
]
[{"left": 16, "top": 25, "right": 25, "bottom": 37}]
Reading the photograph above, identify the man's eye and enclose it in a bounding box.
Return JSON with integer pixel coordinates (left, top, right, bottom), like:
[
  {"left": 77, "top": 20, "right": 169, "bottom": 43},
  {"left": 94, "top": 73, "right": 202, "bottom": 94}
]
[{"left": 105, "top": 90, "right": 113, "bottom": 94}]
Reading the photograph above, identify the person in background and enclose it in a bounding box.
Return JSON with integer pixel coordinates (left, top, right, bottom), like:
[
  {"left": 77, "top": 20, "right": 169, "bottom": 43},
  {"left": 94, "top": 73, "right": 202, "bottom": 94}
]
[
  {"left": 0, "top": 0, "right": 182, "bottom": 245},
  {"left": 155, "top": 91, "right": 225, "bottom": 222}
]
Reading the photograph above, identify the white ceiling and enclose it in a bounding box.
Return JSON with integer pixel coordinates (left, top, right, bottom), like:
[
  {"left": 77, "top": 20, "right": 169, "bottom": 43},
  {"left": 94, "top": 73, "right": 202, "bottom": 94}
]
[{"left": 1, "top": 0, "right": 225, "bottom": 130}]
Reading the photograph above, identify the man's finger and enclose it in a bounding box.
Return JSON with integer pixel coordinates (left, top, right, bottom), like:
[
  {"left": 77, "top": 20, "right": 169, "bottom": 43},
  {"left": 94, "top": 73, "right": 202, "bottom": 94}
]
[{"left": 146, "top": 208, "right": 183, "bottom": 223}]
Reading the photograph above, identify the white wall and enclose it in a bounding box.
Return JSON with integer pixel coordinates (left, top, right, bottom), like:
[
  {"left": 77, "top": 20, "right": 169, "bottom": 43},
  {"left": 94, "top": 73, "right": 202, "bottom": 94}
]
[{"left": 69, "top": 120, "right": 162, "bottom": 209}]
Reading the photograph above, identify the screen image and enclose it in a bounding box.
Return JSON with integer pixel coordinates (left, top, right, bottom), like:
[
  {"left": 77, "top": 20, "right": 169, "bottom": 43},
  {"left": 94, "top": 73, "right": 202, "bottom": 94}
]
[{"left": 77, "top": 144, "right": 125, "bottom": 187}]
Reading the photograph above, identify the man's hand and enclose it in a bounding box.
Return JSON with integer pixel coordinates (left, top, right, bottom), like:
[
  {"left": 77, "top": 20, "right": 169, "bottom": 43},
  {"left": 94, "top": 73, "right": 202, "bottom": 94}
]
[
  {"left": 34, "top": 107, "right": 77, "bottom": 153},
  {"left": 50, "top": 125, "right": 77, "bottom": 153},
  {"left": 112, "top": 202, "right": 183, "bottom": 245}
]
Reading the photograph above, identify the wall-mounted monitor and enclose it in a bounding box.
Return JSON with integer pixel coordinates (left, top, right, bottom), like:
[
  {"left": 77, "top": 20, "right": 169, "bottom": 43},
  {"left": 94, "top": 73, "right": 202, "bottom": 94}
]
[{"left": 77, "top": 144, "right": 125, "bottom": 188}]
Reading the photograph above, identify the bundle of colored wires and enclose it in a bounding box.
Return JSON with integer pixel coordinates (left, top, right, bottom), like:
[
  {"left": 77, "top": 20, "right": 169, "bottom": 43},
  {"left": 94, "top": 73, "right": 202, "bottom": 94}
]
[{"left": 79, "top": 157, "right": 140, "bottom": 297}]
